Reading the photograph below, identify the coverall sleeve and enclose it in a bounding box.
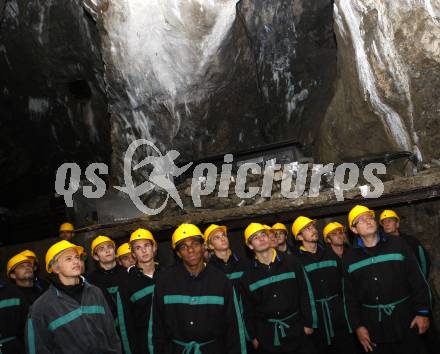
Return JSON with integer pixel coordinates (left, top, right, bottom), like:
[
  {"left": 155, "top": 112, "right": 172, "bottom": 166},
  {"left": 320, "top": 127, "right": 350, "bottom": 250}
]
[
  {"left": 296, "top": 261, "right": 318, "bottom": 329},
  {"left": 341, "top": 260, "right": 362, "bottom": 331},
  {"left": 417, "top": 243, "right": 431, "bottom": 279},
  {"left": 98, "top": 288, "right": 123, "bottom": 353},
  {"left": 15, "top": 291, "right": 28, "bottom": 352},
  {"left": 25, "top": 309, "right": 53, "bottom": 354},
  {"left": 223, "top": 280, "right": 246, "bottom": 354},
  {"left": 402, "top": 242, "right": 431, "bottom": 315},
  {"left": 117, "top": 278, "right": 138, "bottom": 354},
  {"left": 240, "top": 272, "right": 257, "bottom": 341},
  {"left": 150, "top": 279, "right": 167, "bottom": 354},
  {"left": 235, "top": 275, "right": 252, "bottom": 342}
]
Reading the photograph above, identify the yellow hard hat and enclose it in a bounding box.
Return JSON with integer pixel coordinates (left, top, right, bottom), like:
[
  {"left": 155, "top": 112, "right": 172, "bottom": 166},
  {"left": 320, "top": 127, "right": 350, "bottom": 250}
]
[
  {"left": 379, "top": 210, "right": 400, "bottom": 223},
  {"left": 45, "top": 240, "right": 84, "bottom": 273},
  {"left": 348, "top": 205, "right": 375, "bottom": 227},
  {"left": 244, "top": 223, "right": 266, "bottom": 244},
  {"left": 7, "top": 254, "right": 34, "bottom": 278},
  {"left": 172, "top": 224, "right": 203, "bottom": 249},
  {"left": 292, "top": 216, "right": 316, "bottom": 239},
  {"left": 272, "top": 223, "right": 288, "bottom": 232},
  {"left": 203, "top": 224, "right": 227, "bottom": 242},
  {"left": 59, "top": 222, "right": 74, "bottom": 232},
  {"left": 323, "top": 222, "right": 345, "bottom": 240},
  {"left": 129, "top": 228, "right": 156, "bottom": 245},
  {"left": 91, "top": 235, "right": 115, "bottom": 254},
  {"left": 116, "top": 243, "right": 132, "bottom": 258},
  {"left": 20, "top": 250, "right": 38, "bottom": 263}
]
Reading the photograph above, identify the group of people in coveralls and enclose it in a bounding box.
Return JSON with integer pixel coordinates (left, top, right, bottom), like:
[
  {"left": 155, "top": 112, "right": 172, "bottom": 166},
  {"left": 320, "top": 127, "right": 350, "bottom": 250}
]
[{"left": 0, "top": 205, "right": 435, "bottom": 354}]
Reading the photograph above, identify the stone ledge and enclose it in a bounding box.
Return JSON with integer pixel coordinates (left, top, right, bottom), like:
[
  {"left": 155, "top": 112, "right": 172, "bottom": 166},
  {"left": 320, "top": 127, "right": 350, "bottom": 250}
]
[{"left": 75, "top": 168, "right": 440, "bottom": 238}]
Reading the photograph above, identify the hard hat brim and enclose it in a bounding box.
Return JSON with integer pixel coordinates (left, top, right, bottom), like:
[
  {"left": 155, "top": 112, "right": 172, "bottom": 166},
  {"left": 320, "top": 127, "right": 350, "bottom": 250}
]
[
  {"left": 117, "top": 251, "right": 132, "bottom": 257},
  {"left": 92, "top": 240, "right": 116, "bottom": 255},
  {"left": 324, "top": 225, "right": 345, "bottom": 239},
  {"left": 379, "top": 216, "right": 400, "bottom": 224},
  {"left": 130, "top": 238, "right": 156, "bottom": 247},
  {"left": 175, "top": 235, "right": 204, "bottom": 249},
  {"left": 272, "top": 227, "right": 287, "bottom": 232}
]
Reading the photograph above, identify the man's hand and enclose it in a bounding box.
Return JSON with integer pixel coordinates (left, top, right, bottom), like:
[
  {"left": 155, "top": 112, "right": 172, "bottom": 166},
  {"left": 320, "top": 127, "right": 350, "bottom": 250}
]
[
  {"left": 252, "top": 338, "right": 259, "bottom": 350},
  {"left": 304, "top": 327, "right": 314, "bottom": 335},
  {"left": 356, "top": 326, "right": 376, "bottom": 352},
  {"left": 410, "top": 316, "right": 430, "bottom": 334}
]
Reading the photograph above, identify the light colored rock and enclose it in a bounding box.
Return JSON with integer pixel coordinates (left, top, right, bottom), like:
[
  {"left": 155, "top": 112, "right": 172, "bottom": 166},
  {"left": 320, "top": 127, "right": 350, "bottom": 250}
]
[{"left": 319, "top": 0, "right": 440, "bottom": 163}]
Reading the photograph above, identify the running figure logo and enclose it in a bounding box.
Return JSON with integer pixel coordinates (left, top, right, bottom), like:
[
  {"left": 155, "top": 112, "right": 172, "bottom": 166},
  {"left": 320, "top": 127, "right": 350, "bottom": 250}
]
[{"left": 115, "top": 139, "right": 193, "bottom": 215}]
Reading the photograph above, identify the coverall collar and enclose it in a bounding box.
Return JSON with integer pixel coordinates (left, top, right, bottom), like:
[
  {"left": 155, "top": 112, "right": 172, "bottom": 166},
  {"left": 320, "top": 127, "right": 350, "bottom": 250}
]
[{"left": 355, "top": 230, "right": 388, "bottom": 249}]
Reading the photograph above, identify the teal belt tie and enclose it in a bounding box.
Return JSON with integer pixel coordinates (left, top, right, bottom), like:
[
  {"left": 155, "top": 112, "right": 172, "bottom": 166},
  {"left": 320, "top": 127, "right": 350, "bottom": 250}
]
[
  {"left": 316, "top": 294, "right": 339, "bottom": 345},
  {"left": 362, "top": 296, "right": 409, "bottom": 322},
  {"left": 267, "top": 312, "right": 297, "bottom": 346},
  {"left": 0, "top": 336, "right": 16, "bottom": 346},
  {"left": 173, "top": 339, "right": 215, "bottom": 354}
]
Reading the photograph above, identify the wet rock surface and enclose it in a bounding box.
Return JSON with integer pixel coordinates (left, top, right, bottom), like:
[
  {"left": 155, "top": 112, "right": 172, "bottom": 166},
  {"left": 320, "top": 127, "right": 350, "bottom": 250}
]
[
  {"left": 319, "top": 0, "right": 440, "bottom": 164},
  {"left": 95, "top": 0, "right": 336, "bottom": 185}
]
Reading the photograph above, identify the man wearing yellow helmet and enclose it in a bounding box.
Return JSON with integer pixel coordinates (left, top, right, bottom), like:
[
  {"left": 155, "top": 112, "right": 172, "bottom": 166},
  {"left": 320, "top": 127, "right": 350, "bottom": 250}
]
[
  {"left": 204, "top": 224, "right": 249, "bottom": 280},
  {"left": 379, "top": 209, "right": 437, "bottom": 354},
  {"left": 25, "top": 240, "right": 122, "bottom": 353},
  {"left": 379, "top": 209, "right": 431, "bottom": 279},
  {"left": 241, "top": 222, "right": 317, "bottom": 353},
  {"left": 116, "top": 243, "right": 136, "bottom": 269},
  {"left": 0, "top": 276, "right": 27, "bottom": 353},
  {"left": 19, "top": 249, "right": 49, "bottom": 290},
  {"left": 323, "top": 222, "right": 350, "bottom": 258},
  {"left": 272, "top": 222, "right": 294, "bottom": 255},
  {"left": 58, "top": 222, "right": 74, "bottom": 241},
  {"left": 343, "top": 205, "right": 431, "bottom": 354},
  {"left": 123, "top": 228, "right": 159, "bottom": 354},
  {"left": 204, "top": 224, "right": 251, "bottom": 350},
  {"left": 293, "top": 217, "right": 358, "bottom": 354},
  {"left": 150, "top": 223, "right": 243, "bottom": 353},
  {"left": 88, "top": 236, "right": 134, "bottom": 354},
  {"left": 7, "top": 253, "right": 47, "bottom": 310},
  {"left": 204, "top": 224, "right": 249, "bottom": 281}
]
